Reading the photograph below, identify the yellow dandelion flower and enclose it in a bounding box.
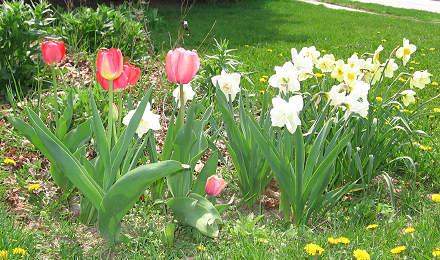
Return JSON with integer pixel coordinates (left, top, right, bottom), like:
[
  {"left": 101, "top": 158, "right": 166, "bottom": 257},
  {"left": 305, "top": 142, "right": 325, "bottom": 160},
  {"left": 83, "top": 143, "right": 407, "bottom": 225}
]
[
  {"left": 415, "top": 62, "right": 420, "bottom": 65},
  {"left": 353, "top": 52, "right": 359, "bottom": 55},
  {"left": 410, "top": 60, "right": 416, "bottom": 64},
  {"left": 279, "top": 53, "right": 283, "bottom": 57},
  {"left": 304, "top": 243, "right": 324, "bottom": 256},
  {"left": 395, "top": 105, "right": 401, "bottom": 110},
  {"left": 375, "top": 96, "right": 383, "bottom": 102},
  {"left": 244, "top": 44, "right": 249, "bottom": 48},
  {"left": 429, "top": 115, "right": 435, "bottom": 119},
  {"left": 28, "top": 183, "right": 41, "bottom": 192},
  {"left": 381, "top": 39, "right": 387, "bottom": 42},
  {"left": 321, "top": 50, "right": 327, "bottom": 53},
  {"left": 328, "top": 237, "right": 339, "bottom": 245},
  {"left": 433, "top": 248, "right": 440, "bottom": 258},
  {"left": 409, "top": 66, "right": 415, "bottom": 70},
  {"left": 404, "top": 227, "right": 415, "bottom": 233},
  {"left": 403, "top": 109, "right": 413, "bottom": 114},
  {"left": 3, "top": 158, "right": 16, "bottom": 165},
  {"left": 259, "top": 77, "right": 267, "bottom": 83},
  {"left": 353, "top": 249, "right": 370, "bottom": 260},
  {"left": 430, "top": 48, "right": 436, "bottom": 51},
  {"left": 432, "top": 81, "right": 439, "bottom": 86},
  {"left": 376, "top": 31, "right": 381, "bottom": 34},
  {"left": 197, "top": 245, "right": 206, "bottom": 251},
  {"left": 315, "top": 73, "right": 325, "bottom": 78},
  {"left": 256, "top": 238, "right": 269, "bottom": 243},
  {"left": 390, "top": 246, "right": 407, "bottom": 254},
  {"left": 366, "top": 224, "right": 378, "bottom": 230},
  {"left": 432, "top": 194, "right": 440, "bottom": 203},
  {"left": 337, "top": 237, "right": 350, "bottom": 245},
  {"left": 262, "top": 75, "right": 269, "bottom": 79},
  {"left": 0, "top": 250, "right": 7, "bottom": 260},
  {"left": 398, "top": 77, "right": 406, "bottom": 82},
  {"left": 434, "top": 108, "right": 440, "bottom": 112},
  {"left": 12, "top": 248, "right": 26, "bottom": 258},
  {"left": 422, "top": 53, "right": 426, "bottom": 56},
  {"left": 267, "top": 49, "right": 273, "bottom": 52},
  {"left": 259, "top": 90, "right": 265, "bottom": 95}
]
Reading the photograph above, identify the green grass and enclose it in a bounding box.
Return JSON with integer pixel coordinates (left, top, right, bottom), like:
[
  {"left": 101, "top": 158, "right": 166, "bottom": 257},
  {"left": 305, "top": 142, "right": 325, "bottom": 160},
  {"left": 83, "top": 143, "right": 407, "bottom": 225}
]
[
  {"left": 317, "top": 0, "right": 440, "bottom": 22},
  {"left": 1, "top": 0, "right": 440, "bottom": 258}
]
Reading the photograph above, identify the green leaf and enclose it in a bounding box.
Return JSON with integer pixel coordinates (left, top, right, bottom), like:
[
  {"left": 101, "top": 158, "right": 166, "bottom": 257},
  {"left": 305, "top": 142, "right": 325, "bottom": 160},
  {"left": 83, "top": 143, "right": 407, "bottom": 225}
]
[
  {"left": 55, "top": 89, "right": 74, "bottom": 139},
  {"left": 26, "top": 109, "right": 104, "bottom": 209},
  {"left": 98, "top": 160, "right": 186, "bottom": 243},
  {"left": 192, "top": 152, "right": 219, "bottom": 196},
  {"left": 293, "top": 127, "right": 305, "bottom": 222},
  {"left": 63, "top": 119, "right": 92, "bottom": 153},
  {"left": 167, "top": 193, "right": 222, "bottom": 238}
]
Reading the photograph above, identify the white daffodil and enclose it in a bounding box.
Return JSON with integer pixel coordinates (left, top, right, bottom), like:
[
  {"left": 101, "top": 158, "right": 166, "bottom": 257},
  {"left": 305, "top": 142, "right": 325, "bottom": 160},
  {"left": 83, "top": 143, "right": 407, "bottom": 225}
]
[
  {"left": 400, "top": 90, "right": 416, "bottom": 106},
  {"left": 361, "top": 58, "right": 380, "bottom": 83},
  {"left": 344, "top": 98, "right": 369, "bottom": 118},
  {"left": 298, "top": 46, "right": 321, "bottom": 64},
  {"left": 410, "top": 70, "right": 431, "bottom": 89},
  {"left": 331, "top": 59, "right": 345, "bottom": 82},
  {"left": 373, "top": 45, "right": 384, "bottom": 65},
  {"left": 316, "top": 54, "right": 335, "bottom": 73},
  {"left": 343, "top": 65, "right": 359, "bottom": 86},
  {"left": 172, "top": 83, "right": 195, "bottom": 108},
  {"left": 123, "top": 103, "right": 161, "bottom": 138},
  {"left": 396, "top": 38, "right": 416, "bottom": 66},
  {"left": 347, "top": 54, "right": 364, "bottom": 71},
  {"left": 211, "top": 70, "right": 241, "bottom": 101},
  {"left": 268, "top": 62, "right": 300, "bottom": 94},
  {"left": 349, "top": 80, "right": 370, "bottom": 101},
  {"left": 270, "top": 95, "right": 303, "bottom": 134},
  {"left": 384, "top": 58, "right": 398, "bottom": 78},
  {"left": 327, "top": 83, "right": 348, "bottom": 107}
]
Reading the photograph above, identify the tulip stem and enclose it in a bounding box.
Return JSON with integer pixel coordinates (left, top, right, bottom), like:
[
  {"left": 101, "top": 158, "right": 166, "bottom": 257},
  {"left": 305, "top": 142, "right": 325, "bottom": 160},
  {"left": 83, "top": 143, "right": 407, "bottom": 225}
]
[
  {"left": 51, "top": 68, "right": 59, "bottom": 123},
  {"left": 108, "top": 80, "right": 114, "bottom": 146},
  {"left": 117, "top": 92, "right": 122, "bottom": 136},
  {"left": 178, "top": 83, "right": 185, "bottom": 126}
]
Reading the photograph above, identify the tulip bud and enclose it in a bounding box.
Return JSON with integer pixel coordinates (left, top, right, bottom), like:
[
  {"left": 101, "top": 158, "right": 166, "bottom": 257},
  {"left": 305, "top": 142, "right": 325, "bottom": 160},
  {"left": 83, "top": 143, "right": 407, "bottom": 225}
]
[
  {"left": 41, "top": 40, "right": 66, "bottom": 65},
  {"left": 205, "top": 175, "right": 227, "bottom": 197},
  {"left": 97, "top": 48, "right": 123, "bottom": 80},
  {"left": 165, "top": 48, "right": 200, "bottom": 84}
]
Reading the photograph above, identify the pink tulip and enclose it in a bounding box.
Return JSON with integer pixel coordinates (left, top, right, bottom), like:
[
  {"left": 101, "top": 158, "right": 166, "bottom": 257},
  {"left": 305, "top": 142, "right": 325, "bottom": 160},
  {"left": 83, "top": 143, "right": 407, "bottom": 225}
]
[
  {"left": 97, "top": 48, "right": 123, "bottom": 80},
  {"left": 96, "top": 68, "right": 128, "bottom": 91},
  {"left": 124, "top": 63, "right": 141, "bottom": 86},
  {"left": 41, "top": 40, "right": 66, "bottom": 65},
  {"left": 205, "top": 175, "right": 227, "bottom": 197},
  {"left": 165, "top": 48, "right": 200, "bottom": 84}
]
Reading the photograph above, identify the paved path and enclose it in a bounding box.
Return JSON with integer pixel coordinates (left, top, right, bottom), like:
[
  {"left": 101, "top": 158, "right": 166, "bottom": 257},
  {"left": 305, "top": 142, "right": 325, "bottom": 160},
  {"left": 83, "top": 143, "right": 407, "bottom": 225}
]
[
  {"left": 299, "top": 0, "right": 440, "bottom": 14},
  {"left": 355, "top": 0, "right": 440, "bottom": 14}
]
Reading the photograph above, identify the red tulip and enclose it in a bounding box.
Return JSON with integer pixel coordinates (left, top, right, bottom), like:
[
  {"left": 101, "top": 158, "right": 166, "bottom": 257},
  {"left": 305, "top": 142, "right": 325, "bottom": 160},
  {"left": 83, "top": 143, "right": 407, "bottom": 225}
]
[
  {"left": 205, "top": 175, "right": 227, "bottom": 197},
  {"left": 165, "top": 48, "right": 200, "bottom": 84},
  {"left": 124, "top": 63, "right": 141, "bottom": 86},
  {"left": 41, "top": 40, "right": 66, "bottom": 65},
  {"left": 96, "top": 68, "right": 128, "bottom": 91},
  {"left": 97, "top": 48, "right": 123, "bottom": 80}
]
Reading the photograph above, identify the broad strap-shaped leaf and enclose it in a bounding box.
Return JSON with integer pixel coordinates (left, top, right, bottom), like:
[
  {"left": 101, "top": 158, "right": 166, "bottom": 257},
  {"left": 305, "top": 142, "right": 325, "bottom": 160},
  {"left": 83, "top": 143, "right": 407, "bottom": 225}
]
[
  {"left": 98, "top": 160, "right": 186, "bottom": 243},
  {"left": 192, "top": 153, "right": 219, "bottom": 196},
  {"left": 167, "top": 193, "right": 222, "bottom": 238},
  {"left": 63, "top": 119, "right": 92, "bottom": 153},
  {"left": 108, "top": 89, "right": 152, "bottom": 190},
  {"left": 55, "top": 89, "right": 74, "bottom": 139},
  {"left": 293, "top": 127, "right": 305, "bottom": 222},
  {"left": 90, "top": 92, "right": 110, "bottom": 187},
  {"left": 26, "top": 109, "right": 104, "bottom": 209}
]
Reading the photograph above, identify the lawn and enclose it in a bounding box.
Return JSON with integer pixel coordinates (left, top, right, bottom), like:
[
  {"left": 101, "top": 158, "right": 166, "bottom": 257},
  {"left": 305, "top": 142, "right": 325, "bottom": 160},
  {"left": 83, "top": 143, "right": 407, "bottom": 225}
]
[{"left": 1, "top": 0, "right": 440, "bottom": 259}]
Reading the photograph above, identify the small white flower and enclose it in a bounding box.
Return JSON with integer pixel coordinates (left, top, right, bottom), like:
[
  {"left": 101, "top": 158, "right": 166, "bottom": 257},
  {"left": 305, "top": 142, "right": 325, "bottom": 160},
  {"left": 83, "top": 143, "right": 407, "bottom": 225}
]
[
  {"left": 396, "top": 38, "right": 416, "bottom": 66},
  {"left": 344, "top": 96, "right": 369, "bottom": 118},
  {"left": 211, "top": 70, "right": 241, "bottom": 102},
  {"left": 347, "top": 54, "right": 364, "bottom": 71},
  {"left": 268, "top": 62, "right": 300, "bottom": 94},
  {"left": 384, "top": 58, "right": 398, "bottom": 78},
  {"left": 291, "top": 48, "right": 315, "bottom": 81},
  {"left": 327, "top": 83, "right": 348, "bottom": 107},
  {"left": 172, "top": 83, "right": 195, "bottom": 108},
  {"left": 373, "top": 45, "right": 384, "bottom": 64},
  {"left": 123, "top": 103, "right": 161, "bottom": 138},
  {"left": 331, "top": 59, "right": 345, "bottom": 82},
  {"left": 316, "top": 54, "right": 335, "bottom": 73},
  {"left": 400, "top": 90, "right": 416, "bottom": 106},
  {"left": 298, "top": 46, "right": 321, "bottom": 64},
  {"left": 349, "top": 80, "right": 370, "bottom": 101},
  {"left": 410, "top": 70, "right": 431, "bottom": 89},
  {"left": 270, "top": 95, "right": 303, "bottom": 134}
]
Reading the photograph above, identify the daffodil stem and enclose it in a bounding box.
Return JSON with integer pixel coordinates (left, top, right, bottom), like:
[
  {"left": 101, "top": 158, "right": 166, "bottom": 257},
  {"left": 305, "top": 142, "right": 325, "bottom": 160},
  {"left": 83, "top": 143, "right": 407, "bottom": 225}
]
[
  {"left": 51, "top": 68, "right": 58, "bottom": 123},
  {"left": 178, "top": 83, "right": 185, "bottom": 127},
  {"left": 108, "top": 80, "right": 114, "bottom": 146}
]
